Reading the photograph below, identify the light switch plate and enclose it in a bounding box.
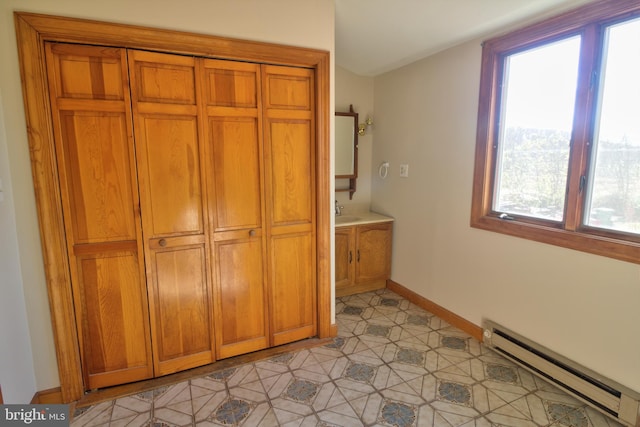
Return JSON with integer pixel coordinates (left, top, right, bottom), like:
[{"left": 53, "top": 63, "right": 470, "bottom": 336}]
[{"left": 400, "top": 164, "right": 409, "bottom": 178}]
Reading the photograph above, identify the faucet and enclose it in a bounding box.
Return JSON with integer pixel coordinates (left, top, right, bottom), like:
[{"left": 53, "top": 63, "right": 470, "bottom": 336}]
[{"left": 335, "top": 200, "right": 344, "bottom": 216}]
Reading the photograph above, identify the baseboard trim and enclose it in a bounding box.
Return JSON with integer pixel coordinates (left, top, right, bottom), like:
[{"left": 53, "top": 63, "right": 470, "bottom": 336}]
[
  {"left": 386, "top": 280, "right": 483, "bottom": 342},
  {"left": 31, "top": 387, "right": 63, "bottom": 404}
]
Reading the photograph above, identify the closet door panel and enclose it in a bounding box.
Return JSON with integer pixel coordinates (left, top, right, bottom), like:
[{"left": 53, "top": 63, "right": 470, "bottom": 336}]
[
  {"left": 151, "top": 245, "right": 212, "bottom": 373},
  {"left": 214, "top": 236, "right": 268, "bottom": 358},
  {"left": 203, "top": 61, "right": 258, "bottom": 108},
  {"left": 129, "top": 50, "right": 214, "bottom": 375},
  {"left": 203, "top": 59, "right": 268, "bottom": 358},
  {"left": 45, "top": 42, "right": 153, "bottom": 390},
  {"left": 137, "top": 116, "right": 203, "bottom": 235},
  {"left": 133, "top": 60, "right": 196, "bottom": 105},
  {"left": 209, "top": 117, "right": 262, "bottom": 230},
  {"left": 269, "top": 233, "right": 315, "bottom": 345},
  {"left": 47, "top": 43, "right": 125, "bottom": 101},
  {"left": 268, "top": 120, "right": 313, "bottom": 225},
  {"left": 77, "top": 251, "right": 150, "bottom": 388},
  {"left": 59, "top": 112, "right": 136, "bottom": 243},
  {"left": 263, "top": 71, "right": 312, "bottom": 111},
  {"left": 262, "top": 65, "right": 316, "bottom": 345}
]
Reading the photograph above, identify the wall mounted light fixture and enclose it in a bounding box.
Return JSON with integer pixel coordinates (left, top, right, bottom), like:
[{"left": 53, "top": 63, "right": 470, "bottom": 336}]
[{"left": 358, "top": 116, "right": 373, "bottom": 136}]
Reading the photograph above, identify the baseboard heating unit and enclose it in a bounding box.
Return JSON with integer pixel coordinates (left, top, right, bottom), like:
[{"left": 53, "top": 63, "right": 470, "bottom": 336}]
[{"left": 483, "top": 320, "right": 640, "bottom": 427}]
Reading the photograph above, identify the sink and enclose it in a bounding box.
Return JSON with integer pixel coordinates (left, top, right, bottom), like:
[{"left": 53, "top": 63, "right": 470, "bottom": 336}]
[{"left": 335, "top": 215, "right": 361, "bottom": 224}]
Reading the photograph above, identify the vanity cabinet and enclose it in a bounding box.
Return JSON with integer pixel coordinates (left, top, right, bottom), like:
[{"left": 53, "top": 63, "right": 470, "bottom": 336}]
[{"left": 335, "top": 221, "right": 392, "bottom": 297}]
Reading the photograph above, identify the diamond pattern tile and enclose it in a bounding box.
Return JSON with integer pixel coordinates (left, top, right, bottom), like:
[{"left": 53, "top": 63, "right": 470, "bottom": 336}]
[{"left": 70, "top": 289, "right": 625, "bottom": 427}]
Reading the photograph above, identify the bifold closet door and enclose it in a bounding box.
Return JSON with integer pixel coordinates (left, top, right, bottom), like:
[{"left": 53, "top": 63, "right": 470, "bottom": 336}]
[
  {"left": 43, "top": 43, "right": 318, "bottom": 390},
  {"left": 44, "top": 43, "right": 153, "bottom": 389},
  {"left": 203, "top": 59, "right": 270, "bottom": 359},
  {"left": 262, "top": 65, "right": 317, "bottom": 345},
  {"left": 128, "top": 50, "right": 215, "bottom": 375}
]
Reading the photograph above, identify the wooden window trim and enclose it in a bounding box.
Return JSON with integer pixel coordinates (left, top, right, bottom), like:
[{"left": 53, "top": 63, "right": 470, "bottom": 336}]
[
  {"left": 14, "top": 11, "right": 331, "bottom": 403},
  {"left": 471, "top": 0, "right": 640, "bottom": 265}
]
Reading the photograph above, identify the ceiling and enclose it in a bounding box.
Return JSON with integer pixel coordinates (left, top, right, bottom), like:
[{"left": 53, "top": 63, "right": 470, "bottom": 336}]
[{"left": 335, "top": 0, "right": 595, "bottom": 77}]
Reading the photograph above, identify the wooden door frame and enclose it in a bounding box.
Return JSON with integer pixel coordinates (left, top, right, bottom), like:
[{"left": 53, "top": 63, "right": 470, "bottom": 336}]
[{"left": 14, "top": 12, "right": 332, "bottom": 403}]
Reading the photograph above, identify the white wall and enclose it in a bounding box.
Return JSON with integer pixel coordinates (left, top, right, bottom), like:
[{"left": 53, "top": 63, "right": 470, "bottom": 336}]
[
  {"left": 0, "top": 0, "right": 334, "bottom": 399},
  {"left": 335, "top": 66, "right": 374, "bottom": 212},
  {"left": 372, "top": 38, "right": 640, "bottom": 392},
  {"left": 0, "top": 88, "right": 37, "bottom": 404}
]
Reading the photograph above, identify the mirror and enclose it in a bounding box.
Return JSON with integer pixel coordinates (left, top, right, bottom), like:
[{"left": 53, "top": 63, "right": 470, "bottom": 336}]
[
  {"left": 335, "top": 105, "right": 358, "bottom": 198},
  {"left": 335, "top": 105, "right": 358, "bottom": 177}
]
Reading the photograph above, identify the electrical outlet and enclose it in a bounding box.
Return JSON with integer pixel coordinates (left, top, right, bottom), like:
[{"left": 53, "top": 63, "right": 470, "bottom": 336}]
[{"left": 400, "top": 164, "right": 409, "bottom": 177}]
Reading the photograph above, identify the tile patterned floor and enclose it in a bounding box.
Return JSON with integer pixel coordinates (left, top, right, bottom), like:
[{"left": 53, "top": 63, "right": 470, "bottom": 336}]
[{"left": 71, "top": 289, "right": 623, "bottom": 427}]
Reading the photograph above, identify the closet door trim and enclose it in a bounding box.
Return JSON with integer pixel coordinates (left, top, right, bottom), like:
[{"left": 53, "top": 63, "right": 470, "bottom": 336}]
[{"left": 14, "top": 11, "right": 332, "bottom": 403}]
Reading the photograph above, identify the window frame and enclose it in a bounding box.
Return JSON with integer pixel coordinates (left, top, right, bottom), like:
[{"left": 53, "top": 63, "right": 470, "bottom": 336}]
[{"left": 471, "top": 0, "right": 640, "bottom": 264}]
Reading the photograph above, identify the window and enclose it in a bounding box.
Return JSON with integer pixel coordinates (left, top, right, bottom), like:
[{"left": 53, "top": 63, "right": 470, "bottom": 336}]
[{"left": 471, "top": 1, "right": 640, "bottom": 264}]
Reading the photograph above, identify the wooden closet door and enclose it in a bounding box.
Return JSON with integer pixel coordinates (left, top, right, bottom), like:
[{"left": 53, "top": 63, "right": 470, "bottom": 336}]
[
  {"left": 203, "top": 59, "right": 269, "bottom": 359},
  {"left": 128, "top": 50, "right": 214, "bottom": 375},
  {"left": 44, "top": 43, "right": 153, "bottom": 389},
  {"left": 262, "top": 65, "right": 317, "bottom": 346}
]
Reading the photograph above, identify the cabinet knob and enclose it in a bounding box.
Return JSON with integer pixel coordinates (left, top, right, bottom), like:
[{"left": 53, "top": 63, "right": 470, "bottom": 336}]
[
  {"left": 158, "top": 238, "right": 167, "bottom": 247},
  {"left": 249, "top": 229, "right": 256, "bottom": 237}
]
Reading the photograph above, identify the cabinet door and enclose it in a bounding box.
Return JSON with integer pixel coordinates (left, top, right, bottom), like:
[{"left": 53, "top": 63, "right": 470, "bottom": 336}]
[
  {"left": 262, "top": 65, "right": 317, "bottom": 346},
  {"left": 45, "top": 43, "right": 153, "bottom": 389},
  {"left": 129, "top": 50, "right": 214, "bottom": 375},
  {"left": 356, "top": 223, "right": 392, "bottom": 284},
  {"left": 203, "top": 59, "right": 269, "bottom": 358},
  {"left": 335, "top": 227, "right": 355, "bottom": 290}
]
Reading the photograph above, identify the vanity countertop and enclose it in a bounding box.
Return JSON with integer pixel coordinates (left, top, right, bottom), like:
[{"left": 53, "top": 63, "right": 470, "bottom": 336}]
[{"left": 334, "top": 211, "right": 394, "bottom": 227}]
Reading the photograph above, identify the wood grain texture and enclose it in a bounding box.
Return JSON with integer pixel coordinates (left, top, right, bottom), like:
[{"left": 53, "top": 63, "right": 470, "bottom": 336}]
[
  {"left": 15, "top": 12, "right": 330, "bottom": 68},
  {"left": 30, "top": 387, "right": 63, "bottom": 404},
  {"left": 15, "top": 12, "right": 330, "bottom": 402},
  {"left": 209, "top": 117, "right": 262, "bottom": 230},
  {"left": 334, "top": 227, "right": 354, "bottom": 290},
  {"left": 270, "top": 233, "right": 316, "bottom": 345},
  {"left": 355, "top": 223, "right": 392, "bottom": 284},
  {"left": 45, "top": 43, "right": 153, "bottom": 391},
  {"left": 130, "top": 50, "right": 214, "bottom": 376},
  {"left": 266, "top": 120, "right": 314, "bottom": 225},
  {"left": 214, "top": 238, "right": 269, "bottom": 358},
  {"left": 262, "top": 65, "right": 317, "bottom": 346},
  {"left": 78, "top": 252, "right": 152, "bottom": 389},
  {"left": 58, "top": 111, "right": 136, "bottom": 243},
  {"left": 129, "top": 50, "right": 204, "bottom": 237},
  {"left": 203, "top": 59, "right": 259, "bottom": 109},
  {"left": 314, "top": 54, "right": 332, "bottom": 340},
  {"left": 335, "top": 222, "right": 392, "bottom": 297},
  {"left": 204, "top": 61, "right": 269, "bottom": 359},
  {"left": 387, "top": 280, "right": 484, "bottom": 342}
]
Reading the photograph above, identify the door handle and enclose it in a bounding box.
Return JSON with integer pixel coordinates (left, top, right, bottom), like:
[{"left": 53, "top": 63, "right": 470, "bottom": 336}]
[{"left": 158, "top": 238, "right": 167, "bottom": 247}]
